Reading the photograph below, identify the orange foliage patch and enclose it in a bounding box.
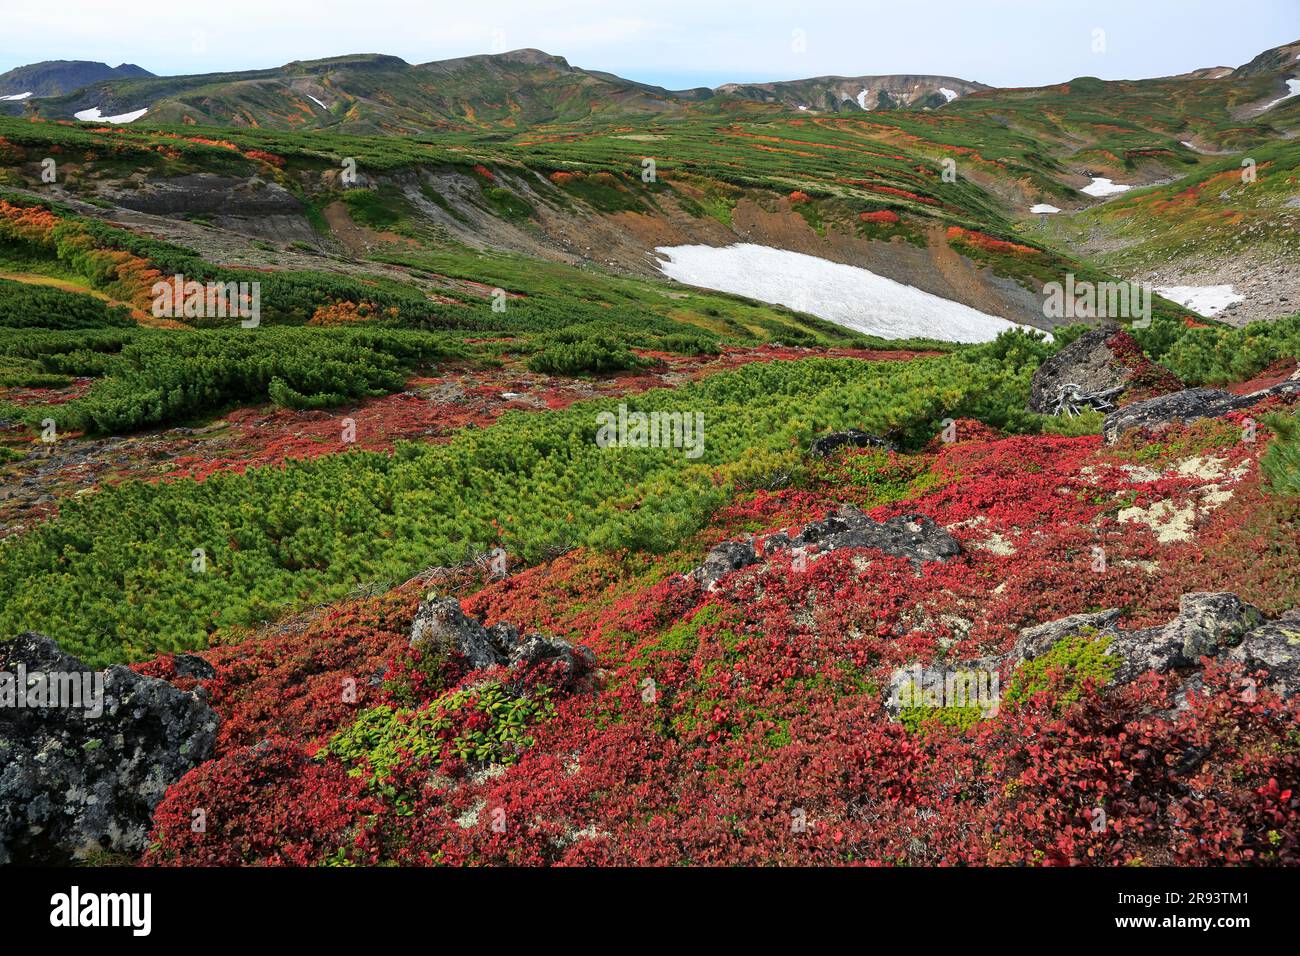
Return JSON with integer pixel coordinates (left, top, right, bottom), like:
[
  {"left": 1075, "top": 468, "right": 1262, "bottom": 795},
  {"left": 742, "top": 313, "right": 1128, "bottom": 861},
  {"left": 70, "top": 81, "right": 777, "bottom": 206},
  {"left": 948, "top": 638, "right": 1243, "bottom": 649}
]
[{"left": 946, "top": 226, "right": 1039, "bottom": 257}]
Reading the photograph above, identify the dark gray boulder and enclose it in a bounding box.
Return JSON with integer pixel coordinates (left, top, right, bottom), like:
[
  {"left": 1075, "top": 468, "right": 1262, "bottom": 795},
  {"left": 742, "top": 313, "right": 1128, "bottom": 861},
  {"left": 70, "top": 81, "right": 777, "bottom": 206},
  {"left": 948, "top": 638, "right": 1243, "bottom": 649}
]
[
  {"left": 689, "top": 505, "right": 960, "bottom": 590},
  {"left": 693, "top": 540, "right": 759, "bottom": 590},
  {"left": 1102, "top": 382, "right": 1300, "bottom": 443},
  {"left": 809, "top": 430, "right": 896, "bottom": 458},
  {"left": 0, "top": 633, "right": 219, "bottom": 864},
  {"left": 1027, "top": 327, "right": 1131, "bottom": 414},
  {"left": 790, "top": 506, "right": 962, "bottom": 564}
]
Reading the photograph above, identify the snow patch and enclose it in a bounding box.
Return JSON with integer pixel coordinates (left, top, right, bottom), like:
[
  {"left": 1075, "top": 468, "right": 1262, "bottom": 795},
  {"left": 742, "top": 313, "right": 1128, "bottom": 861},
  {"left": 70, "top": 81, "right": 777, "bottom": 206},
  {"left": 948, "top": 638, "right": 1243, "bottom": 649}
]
[
  {"left": 856, "top": 88, "right": 869, "bottom": 110},
  {"left": 1081, "top": 177, "right": 1130, "bottom": 197},
  {"left": 1261, "top": 78, "right": 1300, "bottom": 111},
  {"left": 307, "top": 94, "right": 328, "bottom": 110},
  {"left": 1155, "top": 284, "right": 1243, "bottom": 317},
  {"left": 1030, "top": 204, "right": 1061, "bottom": 214},
  {"left": 654, "top": 243, "right": 1045, "bottom": 344},
  {"left": 939, "top": 87, "right": 958, "bottom": 103},
  {"left": 0, "top": 91, "right": 32, "bottom": 101},
  {"left": 74, "top": 106, "right": 148, "bottom": 124}
]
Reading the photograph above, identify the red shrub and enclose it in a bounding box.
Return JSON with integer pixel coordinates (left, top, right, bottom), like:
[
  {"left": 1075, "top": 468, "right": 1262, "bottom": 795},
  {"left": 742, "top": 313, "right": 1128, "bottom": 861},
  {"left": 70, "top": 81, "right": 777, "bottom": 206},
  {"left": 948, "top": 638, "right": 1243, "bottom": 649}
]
[{"left": 144, "top": 737, "right": 381, "bottom": 866}]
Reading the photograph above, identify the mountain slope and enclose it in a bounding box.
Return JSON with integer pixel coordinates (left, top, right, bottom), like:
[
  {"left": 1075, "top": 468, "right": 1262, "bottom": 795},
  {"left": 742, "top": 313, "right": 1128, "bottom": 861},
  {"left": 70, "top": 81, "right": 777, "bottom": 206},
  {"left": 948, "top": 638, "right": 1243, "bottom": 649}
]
[
  {"left": 18, "top": 50, "right": 703, "bottom": 133},
  {"left": 11, "top": 50, "right": 990, "bottom": 133}
]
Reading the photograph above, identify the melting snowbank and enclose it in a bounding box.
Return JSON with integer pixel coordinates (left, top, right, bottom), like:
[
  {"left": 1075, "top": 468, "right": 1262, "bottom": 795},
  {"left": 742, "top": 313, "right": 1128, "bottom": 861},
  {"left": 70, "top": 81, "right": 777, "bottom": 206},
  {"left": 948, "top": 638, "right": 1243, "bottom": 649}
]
[
  {"left": 1030, "top": 204, "right": 1061, "bottom": 214},
  {"left": 74, "top": 106, "right": 148, "bottom": 124},
  {"left": 1262, "top": 78, "right": 1300, "bottom": 111},
  {"left": 654, "top": 243, "right": 1043, "bottom": 344},
  {"left": 1155, "top": 284, "right": 1244, "bottom": 317},
  {"left": 0, "top": 92, "right": 32, "bottom": 101},
  {"left": 1081, "top": 177, "right": 1131, "bottom": 197}
]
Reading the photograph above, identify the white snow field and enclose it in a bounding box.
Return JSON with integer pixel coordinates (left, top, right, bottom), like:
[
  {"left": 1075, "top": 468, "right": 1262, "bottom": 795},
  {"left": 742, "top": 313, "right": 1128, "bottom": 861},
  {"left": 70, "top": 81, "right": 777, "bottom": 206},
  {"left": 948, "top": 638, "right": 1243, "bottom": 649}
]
[
  {"left": 0, "top": 92, "right": 32, "bottom": 101},
  {"left": 1155, "top": 284, "right": 1244, "bottom": 317},
  {"left": 1081, "top": 177, "right": 1131, "bottom": 197},
  {"left": 74, "top": 106, "right": 148, "bottom": 124},
  {"left": 1030, "top": 204, "right": 1061, "bottom": 214},
  {"left": 856, "top": 88, "right": 869, "bottom": 109},
  {"left": 939, "top": 87, "right": 958, "bottom": 103},
  {"left": 307, "top": 94, "right": 328, "bottom": 109},
  {"left": 654, "top": 243, "right": 1042, "bottom": 344},
  {"left": 1262, "top": 78, "right": 1300, "bottom": 111}
]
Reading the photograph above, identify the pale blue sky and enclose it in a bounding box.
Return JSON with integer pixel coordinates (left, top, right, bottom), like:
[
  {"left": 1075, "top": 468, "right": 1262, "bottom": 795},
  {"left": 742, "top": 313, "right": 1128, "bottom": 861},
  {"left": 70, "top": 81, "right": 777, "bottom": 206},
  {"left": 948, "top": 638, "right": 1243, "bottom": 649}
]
[{"left": 1, "top": 0, "right": 1296, "bottom": 89}]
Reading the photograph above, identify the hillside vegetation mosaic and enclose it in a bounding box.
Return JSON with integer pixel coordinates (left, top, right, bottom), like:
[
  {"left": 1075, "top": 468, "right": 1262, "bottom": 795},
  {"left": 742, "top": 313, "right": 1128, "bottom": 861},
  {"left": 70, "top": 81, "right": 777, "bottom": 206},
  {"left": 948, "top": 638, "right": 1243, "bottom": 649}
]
[{"left": 0, "top": 18, "right": 1297, "bottom": 874}]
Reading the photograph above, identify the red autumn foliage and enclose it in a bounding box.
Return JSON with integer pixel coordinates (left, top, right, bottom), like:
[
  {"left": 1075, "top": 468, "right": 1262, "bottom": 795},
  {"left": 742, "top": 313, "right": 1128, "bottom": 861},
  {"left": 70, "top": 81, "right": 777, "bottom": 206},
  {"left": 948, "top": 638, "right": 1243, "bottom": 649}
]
[
  {"left": 858, "top": 209, "right": 901, "bottom": 224},
  {"left": 138, "top": 403, "right": 1300, "bottom": 865},
  {"left": 946, "top": 225, "right": 1040, "bottom": 257},
  {"left": 143, "top": 737, "right": 383, "bottom": 866},
  {"left": 242, "top": 149, "right": 286, "bottom": 167}
]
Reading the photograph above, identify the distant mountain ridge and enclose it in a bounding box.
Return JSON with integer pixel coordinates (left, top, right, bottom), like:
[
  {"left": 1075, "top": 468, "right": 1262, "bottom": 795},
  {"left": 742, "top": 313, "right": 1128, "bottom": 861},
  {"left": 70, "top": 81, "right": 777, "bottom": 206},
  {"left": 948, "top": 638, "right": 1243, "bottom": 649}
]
[
  {"left": 0, "top": 60, "right": 152, "bottom": 97},
  {"left": 0, "top": 39, "right": 1295, "bottom": 132},
  {"left": 715, "top": 74, "right": 989, "bottom": 111}
]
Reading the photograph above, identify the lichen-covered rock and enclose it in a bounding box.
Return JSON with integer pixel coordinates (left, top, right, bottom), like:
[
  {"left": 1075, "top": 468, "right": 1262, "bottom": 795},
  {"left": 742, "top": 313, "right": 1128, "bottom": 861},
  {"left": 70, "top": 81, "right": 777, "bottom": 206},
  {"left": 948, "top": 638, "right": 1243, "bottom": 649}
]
[
  {"left": 509, "top": 633, "right": 597, "bottom": 693},
  {"left": 1010, "top": 593, "right": 1291, "bottom": 692},
  {"left": 1102, "top": 382, "right": 1300, "bottom": 443},
  {"left": 1012, "top": 609, "right": 1124, "bottom": 661},
  {"left": 409, "top": 598, "right": 595, "bottom": 690},
  {"left": 884, "top": 656, "right": 1003, "bottom": 720},
  {"left": 0, "top": 633, "right": 219, "bottom": 864},
  {"left": 410, "top": 597, "right": 505, "bottom": 668},
  {"left": 1224, "top": 608, "right": 1300, "bottom": 700}
]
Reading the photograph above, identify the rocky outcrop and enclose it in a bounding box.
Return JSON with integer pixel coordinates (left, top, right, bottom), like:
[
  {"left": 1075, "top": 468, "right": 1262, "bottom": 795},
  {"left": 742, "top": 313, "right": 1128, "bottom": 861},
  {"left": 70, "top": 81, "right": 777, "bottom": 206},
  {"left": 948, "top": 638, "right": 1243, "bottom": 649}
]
[
  {"left": 1011, "top": 593, "right": 1294, "bottom": 695},
  {"left": 1027, "top": 327, "right": 1132, "bottom": 414},
  {"left": 693, "top": 540, "right": 760, "bottom": 590},
  {"left": 103, "top": 174, "right": 304, "bottom": 217},
  {"left": 809, "top": 429, "right": 896, "bottom": 458},
  {"left": 1223, "top": 609, "right": 1300, "bottom": 700},
  {"left": 787, "top": 506, "right": 961, "bottom": 563},
  {"left": 1103, "top": 381, "right": 1300, "bottom": 443},
  {"left": 0, "top": 633, "right": 219, "bottom": 864},
  {"left": 409, "top": 598, "right": 596, "bottom": 691},
  {"left": 693, "top": 504, "right": 960, "bottom": 590},
  {"left": 883, "top": 593, "right": 1298, "bottom": 721}
]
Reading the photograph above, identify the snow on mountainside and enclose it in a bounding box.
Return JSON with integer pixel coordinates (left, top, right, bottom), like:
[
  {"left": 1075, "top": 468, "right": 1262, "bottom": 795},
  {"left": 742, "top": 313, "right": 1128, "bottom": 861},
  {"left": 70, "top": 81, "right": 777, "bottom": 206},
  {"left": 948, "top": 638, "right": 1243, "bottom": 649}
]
[
  {"left": 655, "top": 243, "right": 1041, "bottom": 343},
  {"left": 715, "top": 73, "right": 988, "bottom": 111}
]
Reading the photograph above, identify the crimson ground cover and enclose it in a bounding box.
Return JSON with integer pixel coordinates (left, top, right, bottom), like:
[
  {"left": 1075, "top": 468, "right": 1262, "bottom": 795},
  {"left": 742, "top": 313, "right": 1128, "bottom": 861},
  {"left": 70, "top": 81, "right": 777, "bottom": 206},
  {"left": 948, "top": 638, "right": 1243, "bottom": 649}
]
[{"left": 138, "top": 399, "right": 1299, "bottom": 866}]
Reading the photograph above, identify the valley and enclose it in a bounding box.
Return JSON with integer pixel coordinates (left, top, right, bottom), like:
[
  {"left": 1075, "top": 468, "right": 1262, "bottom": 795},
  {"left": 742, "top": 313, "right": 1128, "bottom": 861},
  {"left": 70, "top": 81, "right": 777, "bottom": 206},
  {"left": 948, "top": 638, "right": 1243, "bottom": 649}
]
[{"left": 0, "top": 24, "right": 1297, "bottom": 876}]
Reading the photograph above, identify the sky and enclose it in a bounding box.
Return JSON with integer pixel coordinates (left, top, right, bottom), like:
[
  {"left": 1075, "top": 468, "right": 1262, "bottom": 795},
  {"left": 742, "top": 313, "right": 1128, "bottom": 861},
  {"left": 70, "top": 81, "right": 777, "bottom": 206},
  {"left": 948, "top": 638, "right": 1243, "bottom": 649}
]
[{"left": 1, "top": 0, "right": 1296, "bottom": 89}]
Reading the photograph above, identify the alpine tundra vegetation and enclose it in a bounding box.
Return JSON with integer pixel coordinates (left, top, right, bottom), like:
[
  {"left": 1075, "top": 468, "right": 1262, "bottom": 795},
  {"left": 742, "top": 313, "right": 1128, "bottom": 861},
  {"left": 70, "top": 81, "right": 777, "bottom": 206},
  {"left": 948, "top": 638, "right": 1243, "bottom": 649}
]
[{"left": 0, "top": 5, "right": 1297, "bottom": 875}]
